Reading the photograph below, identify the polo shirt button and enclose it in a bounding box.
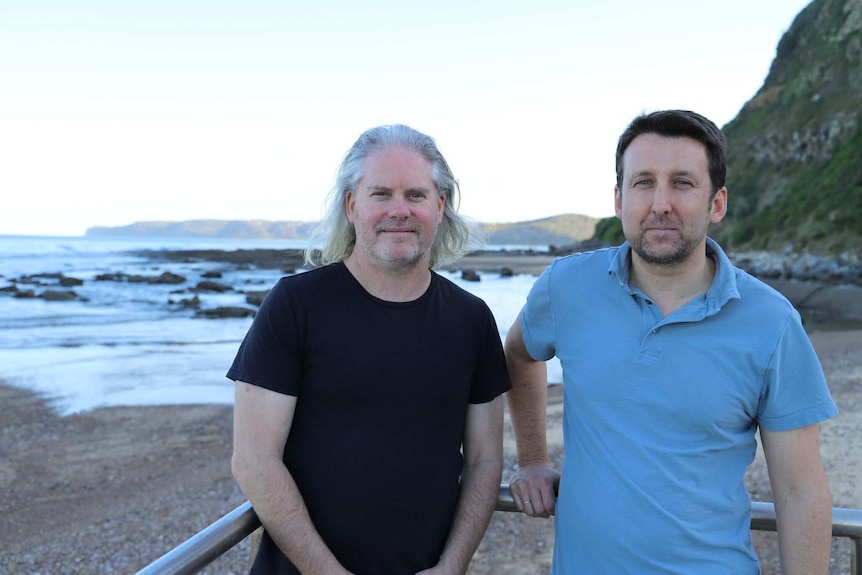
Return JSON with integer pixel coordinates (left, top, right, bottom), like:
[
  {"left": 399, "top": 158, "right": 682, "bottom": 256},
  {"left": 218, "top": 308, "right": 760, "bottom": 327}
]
[
  {"left": 652, "top": 329, "right": 658, "bottom": 334},
  {"left": 646, "top": 300, "right": 653, "bottom": 305}
]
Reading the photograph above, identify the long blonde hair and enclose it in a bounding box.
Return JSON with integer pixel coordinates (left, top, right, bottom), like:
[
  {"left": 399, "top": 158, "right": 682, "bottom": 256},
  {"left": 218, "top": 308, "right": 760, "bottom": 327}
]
[{"left": 304, "top": 124, "right": 475, "bottom": 269}]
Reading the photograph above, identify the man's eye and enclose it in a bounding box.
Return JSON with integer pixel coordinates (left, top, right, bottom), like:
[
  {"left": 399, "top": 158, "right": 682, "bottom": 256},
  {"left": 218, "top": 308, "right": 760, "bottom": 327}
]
[{"left": 634, "top": 179, "right": 653, "bottom": 187}]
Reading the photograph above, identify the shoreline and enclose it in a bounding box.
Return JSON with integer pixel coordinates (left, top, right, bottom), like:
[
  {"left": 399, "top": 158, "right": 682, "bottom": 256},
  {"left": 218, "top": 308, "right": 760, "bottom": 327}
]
[
  {"left": 5, "top": 245, "right": 861, "bottom": 324},
  {"left": 144, "top": 247, "right": 862, "bottom": 322}
]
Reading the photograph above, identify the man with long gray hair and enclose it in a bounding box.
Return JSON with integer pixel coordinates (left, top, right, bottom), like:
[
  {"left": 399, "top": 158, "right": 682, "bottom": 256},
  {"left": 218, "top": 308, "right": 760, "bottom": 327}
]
[{"left": 229, "top": 124, "right": 510, "bottom": 574}]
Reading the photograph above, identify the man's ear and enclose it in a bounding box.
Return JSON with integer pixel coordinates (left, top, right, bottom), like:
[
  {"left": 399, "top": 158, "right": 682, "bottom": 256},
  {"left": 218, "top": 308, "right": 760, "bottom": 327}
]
[
  {"left": 345, "top": 191, "right": 356, "bottom": 223},
  {"left": 710, "top": 187, "right": 728, "bottom": 224},
  {"left": 614, "top": 186, "right": 622, "bottom": 219}
]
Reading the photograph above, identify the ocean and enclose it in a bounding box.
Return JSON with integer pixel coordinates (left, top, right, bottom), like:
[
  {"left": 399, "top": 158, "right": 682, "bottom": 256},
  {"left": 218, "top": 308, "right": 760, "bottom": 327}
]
[{"left": 0, "top": 235, "right": 560, "bottom": 415}]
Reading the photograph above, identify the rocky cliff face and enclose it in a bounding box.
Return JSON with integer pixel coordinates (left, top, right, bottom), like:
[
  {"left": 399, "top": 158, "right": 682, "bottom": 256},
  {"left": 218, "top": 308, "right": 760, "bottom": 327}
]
[{"left": 715, "top": 0, "right": 862, "bottom": 254}]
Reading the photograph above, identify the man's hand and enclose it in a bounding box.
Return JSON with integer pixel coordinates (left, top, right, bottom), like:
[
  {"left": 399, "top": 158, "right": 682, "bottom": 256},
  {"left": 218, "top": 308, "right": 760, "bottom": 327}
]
[{"left": 509, "top": 463, "right": 560, "bottom": 518}]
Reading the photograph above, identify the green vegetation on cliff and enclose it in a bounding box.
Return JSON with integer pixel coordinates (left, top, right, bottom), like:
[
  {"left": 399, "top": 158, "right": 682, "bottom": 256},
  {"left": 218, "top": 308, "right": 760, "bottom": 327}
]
[
  {"left": 717, "top": 0, "right": 862, "bottom": 254},
  {"left": 590, "top": 0, "right": 862, "bottom": 254}
]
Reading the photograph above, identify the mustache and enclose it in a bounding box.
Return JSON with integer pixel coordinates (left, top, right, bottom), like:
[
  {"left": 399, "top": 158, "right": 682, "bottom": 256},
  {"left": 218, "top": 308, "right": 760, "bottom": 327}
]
[
  {"left": 377, "top": 224, "right": 418, "bottom": 233},
  {"left": 643, "top": 217, "right": 681, "bottom": 229}
]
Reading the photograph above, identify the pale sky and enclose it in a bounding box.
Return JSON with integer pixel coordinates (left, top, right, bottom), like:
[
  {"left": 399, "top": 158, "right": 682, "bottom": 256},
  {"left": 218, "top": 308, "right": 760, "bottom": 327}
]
[{"left": 1, "top": 0, "right": 813, "bottom": 237}]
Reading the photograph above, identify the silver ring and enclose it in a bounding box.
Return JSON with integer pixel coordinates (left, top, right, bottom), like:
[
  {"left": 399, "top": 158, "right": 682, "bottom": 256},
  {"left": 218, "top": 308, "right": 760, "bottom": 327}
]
[{"left": 523, "top": 499, "right": 530, "bottom": 504}]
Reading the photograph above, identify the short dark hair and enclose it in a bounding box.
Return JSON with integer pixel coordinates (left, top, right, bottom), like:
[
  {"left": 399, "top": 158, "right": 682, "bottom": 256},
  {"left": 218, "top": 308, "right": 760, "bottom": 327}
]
[{"left": 615, "top": 110, "right": 727, "bottom": 197}]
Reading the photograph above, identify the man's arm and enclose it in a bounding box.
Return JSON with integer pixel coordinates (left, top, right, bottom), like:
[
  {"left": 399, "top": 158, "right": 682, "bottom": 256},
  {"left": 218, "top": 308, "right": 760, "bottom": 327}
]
[
  {"left": 418, "top": 396, "right": 504, "bottom": 575},
  {"left": 231, "top": 381, "right": 353, "bottom": 575},
  {"left": 504, "top": 315, "right": 560, "bottom": 518},
  {"left": 761, "top": 423, "right": 833, "bottom": 575}
]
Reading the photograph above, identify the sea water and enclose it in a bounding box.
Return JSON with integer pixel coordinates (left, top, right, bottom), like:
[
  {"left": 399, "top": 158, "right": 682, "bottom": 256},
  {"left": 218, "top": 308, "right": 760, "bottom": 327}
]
[{"left": 0, "top": 235, "right": 560, "bottom": 414}]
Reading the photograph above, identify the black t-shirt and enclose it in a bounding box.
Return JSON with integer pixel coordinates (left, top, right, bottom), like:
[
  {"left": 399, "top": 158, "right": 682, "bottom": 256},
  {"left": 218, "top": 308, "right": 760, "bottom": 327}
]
[{"left": 227, "top": 263, "right": 511, "bottom": 575}]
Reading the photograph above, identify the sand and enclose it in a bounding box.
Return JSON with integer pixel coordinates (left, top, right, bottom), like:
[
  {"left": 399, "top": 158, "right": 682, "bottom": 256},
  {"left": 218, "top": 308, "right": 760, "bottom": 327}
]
[{"left": 1, "top": 332, "right": 859, "bottom": 573}]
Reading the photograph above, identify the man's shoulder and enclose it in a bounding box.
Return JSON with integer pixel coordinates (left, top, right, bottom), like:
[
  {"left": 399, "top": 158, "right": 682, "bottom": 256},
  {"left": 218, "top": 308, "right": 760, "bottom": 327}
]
[
  {"left": 264, "top": 263, "right": 346, "bottom": 304},
  {"left": 723, "top": 267, "right": 806, "bottom": 334},
  {"left": 433, "top": 272, "right": 488, "bottom": 308},
  {"left": 277, "top": 262, "right": 342, "bottom": 286},
  {"left": 733, "top": 267, "right": 797, "bottom": 311},
  {"left": 547, "top": 245, "right": 619, "bottom": 275}
]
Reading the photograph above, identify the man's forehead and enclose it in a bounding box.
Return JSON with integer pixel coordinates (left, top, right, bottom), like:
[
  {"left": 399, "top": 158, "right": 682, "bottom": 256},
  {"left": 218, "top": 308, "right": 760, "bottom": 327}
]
[{"left": 623, "top": 134, "right": 709, "bottom": 167}]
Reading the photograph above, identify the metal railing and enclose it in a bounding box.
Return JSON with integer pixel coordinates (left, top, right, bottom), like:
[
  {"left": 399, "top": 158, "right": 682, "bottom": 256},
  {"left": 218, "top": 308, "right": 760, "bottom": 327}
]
[{"left": 136, "top": 485, "right": 862, "bottom": 575}]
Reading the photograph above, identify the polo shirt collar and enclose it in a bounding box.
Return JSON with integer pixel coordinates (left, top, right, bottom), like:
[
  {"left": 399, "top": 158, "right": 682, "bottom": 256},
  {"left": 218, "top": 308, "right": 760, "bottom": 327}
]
[
  {"left": 608, "top": 237, "right": 741, "bottom": 315},
  {"left": 704, "top": 237, "right": 741, "bottom": 313}
]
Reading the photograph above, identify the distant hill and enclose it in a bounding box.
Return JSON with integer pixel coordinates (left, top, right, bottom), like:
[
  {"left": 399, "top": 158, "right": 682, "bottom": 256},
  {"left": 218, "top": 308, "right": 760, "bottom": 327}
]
[
  {"left": 85, "top": 214, "right": 599, "bottom": 247},
  {"left": 86, "top": 220, "right": 316, "bottom": 240},
  {"left": 591, "top": 0, "right": 862, "bottom": 255},
  {"left": 481, "top": 213, "right": 598, "bottom": 246}
]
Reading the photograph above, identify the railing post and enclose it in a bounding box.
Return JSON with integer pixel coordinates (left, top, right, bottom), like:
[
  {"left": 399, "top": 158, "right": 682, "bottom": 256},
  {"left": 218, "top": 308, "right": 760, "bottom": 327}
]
[{"left": 853, "top": 537, "right": 862, "bottom": 575}]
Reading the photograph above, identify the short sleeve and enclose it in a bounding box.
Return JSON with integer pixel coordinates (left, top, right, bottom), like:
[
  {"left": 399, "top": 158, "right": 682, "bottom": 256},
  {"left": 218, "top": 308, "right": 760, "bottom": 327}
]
[
  {"left": 520, "top": 265, "right": 557, "bottom": 361},
  {"left": 226, "top": 280, "right": 302, "bottom": 396},
  {"left": 469, "top": 306, "right": 512, "bottom": 404},
  {"left": 757, "top": 313, "right": 838, "bottom": 431}
]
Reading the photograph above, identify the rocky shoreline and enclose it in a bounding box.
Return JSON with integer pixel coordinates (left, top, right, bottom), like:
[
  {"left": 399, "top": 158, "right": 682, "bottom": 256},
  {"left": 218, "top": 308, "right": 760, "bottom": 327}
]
[
  {"left": 731, "top": 250, "right": 862, "bottom": 285},
  {"left": 2, "top": 246, "right": 862, "bottom": 322},
  {"left": 729, "top": 250, "right": 862, "bottom": 322}
]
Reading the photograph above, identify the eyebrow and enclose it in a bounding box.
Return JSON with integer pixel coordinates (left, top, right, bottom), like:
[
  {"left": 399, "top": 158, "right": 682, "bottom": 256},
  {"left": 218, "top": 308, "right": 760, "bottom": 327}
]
[
  {"left": 628, "top": 170, "right": 700, "bottom": 181},
  {"left": 365, "top": 184, "right": 434, "bottom": 194}
]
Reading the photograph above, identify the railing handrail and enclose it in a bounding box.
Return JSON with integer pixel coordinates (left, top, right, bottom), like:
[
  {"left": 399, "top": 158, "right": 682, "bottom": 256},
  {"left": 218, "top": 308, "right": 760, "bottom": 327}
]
[{"left": 136, "top": 485, "right": 862, "bottom": 575}]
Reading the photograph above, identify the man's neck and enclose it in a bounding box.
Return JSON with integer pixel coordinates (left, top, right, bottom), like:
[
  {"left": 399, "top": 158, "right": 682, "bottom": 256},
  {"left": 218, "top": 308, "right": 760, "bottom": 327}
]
[
  {"left": 343, "top": 255, "right": 432, "bottom": 302},
  {"left": 628, "top": 249, "right": 716, "bottom": 317}
]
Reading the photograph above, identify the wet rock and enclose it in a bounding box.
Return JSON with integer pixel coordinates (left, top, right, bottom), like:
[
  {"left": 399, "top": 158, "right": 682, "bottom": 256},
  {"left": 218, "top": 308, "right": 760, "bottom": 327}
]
[
  {"left": 15, "top": 275, "right": 50, "bottom": 286},
  {"left": 461, "top": 269, "right": 481, "bottom": 282},
  {"left": 98, "top": 271, "right": 186, "bottom": 284},
  {"left": 143, "top": 248, "right": 306, "bottom": 270},
  {"left": 244, "top": 290, "right": 270, "bottom": 307},
  {"left": 40, "top": 290, "right": 78, "bottom": 302},
  {"left": 13, "top": 289, "right": 36, "bottom": 299},
  {"left": 196, "top": 306, "right": 256, "bottom": 319},
  {"left": 169, "top": 295, "right": 201, "bottom": 309},
  {"left": 95, "top": 272, "right": 127, "bottom": 282},
  {"left": 500, "top": 267, "right": 514, "bottom": 278},
  {"left": 31, "top": 272, "right": 64, "bottom": 280},
  {"left": 148, "top": 272, "right": 186, "bottom": 285},
  {"left": 59, "top": 276, "right": 84, "bottom": 287},
  {"left": 0, "top": 285, "right": 19, "bottom": 293},
  {"left": 192, "top": 281, "right": 233, "bottom": 293},
  {"left": 201, "top": 271, "right": 222, "bottom": 279}
]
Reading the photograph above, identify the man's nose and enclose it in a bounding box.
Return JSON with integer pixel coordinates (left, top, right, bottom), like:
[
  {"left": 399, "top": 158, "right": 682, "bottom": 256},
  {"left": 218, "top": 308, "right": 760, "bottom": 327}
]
[
  {"left": 651, "top": 183, "right": 673, "bottom": 214},
  {"left": 387, "top": 196, "right": 411, "bottom": 218}
]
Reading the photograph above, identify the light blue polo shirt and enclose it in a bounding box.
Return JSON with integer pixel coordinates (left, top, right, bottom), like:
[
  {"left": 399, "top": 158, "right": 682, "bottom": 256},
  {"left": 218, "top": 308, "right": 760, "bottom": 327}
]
[{"left": 520, "top": 238, "right": 837, "bottom": 574}]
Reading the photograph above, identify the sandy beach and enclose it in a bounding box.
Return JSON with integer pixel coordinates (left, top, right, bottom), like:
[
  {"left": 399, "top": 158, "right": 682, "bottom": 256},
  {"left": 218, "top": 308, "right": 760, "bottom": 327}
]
[{"left": 1, "top": 325, "right": 859, "bottom": 574}]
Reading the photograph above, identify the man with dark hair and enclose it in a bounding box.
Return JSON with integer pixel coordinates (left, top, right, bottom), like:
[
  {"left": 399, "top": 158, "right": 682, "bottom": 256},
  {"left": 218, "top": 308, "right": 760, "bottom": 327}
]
[
  {"left": 505, "top": 109, "right": 837, "bottom": 573},
  {"left": 230, "top": 124, "right": 510, "bottom": 574}
]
